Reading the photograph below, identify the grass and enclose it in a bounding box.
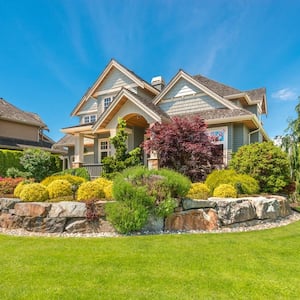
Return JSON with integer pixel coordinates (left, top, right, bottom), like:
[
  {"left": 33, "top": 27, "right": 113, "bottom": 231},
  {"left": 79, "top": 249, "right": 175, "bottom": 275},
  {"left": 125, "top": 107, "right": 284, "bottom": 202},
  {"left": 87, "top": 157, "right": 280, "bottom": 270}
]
[{"left": 1, "top": 222, "right": 300, "bottom": 300}]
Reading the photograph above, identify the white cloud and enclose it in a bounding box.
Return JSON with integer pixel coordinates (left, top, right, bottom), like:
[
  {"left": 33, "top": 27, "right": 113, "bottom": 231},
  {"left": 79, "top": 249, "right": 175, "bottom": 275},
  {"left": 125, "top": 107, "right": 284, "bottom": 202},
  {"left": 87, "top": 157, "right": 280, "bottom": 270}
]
[{"left": 271, "top": 88, "right": 298, "bottom": 101}]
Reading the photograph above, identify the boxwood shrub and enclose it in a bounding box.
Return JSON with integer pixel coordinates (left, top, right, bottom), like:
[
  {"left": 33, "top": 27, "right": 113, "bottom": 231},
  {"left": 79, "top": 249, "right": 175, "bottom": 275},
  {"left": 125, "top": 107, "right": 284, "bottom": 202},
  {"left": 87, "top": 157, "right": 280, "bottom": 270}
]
[{"left": 19, "top": 183, "right": 49, "bottom": 202}]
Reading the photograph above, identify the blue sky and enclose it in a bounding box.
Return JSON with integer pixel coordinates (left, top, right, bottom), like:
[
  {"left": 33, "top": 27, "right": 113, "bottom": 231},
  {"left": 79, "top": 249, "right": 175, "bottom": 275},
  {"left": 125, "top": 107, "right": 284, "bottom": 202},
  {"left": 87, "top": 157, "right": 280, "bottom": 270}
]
[{"left": 1, "top": 0, "right": 300, "bottom": 142}]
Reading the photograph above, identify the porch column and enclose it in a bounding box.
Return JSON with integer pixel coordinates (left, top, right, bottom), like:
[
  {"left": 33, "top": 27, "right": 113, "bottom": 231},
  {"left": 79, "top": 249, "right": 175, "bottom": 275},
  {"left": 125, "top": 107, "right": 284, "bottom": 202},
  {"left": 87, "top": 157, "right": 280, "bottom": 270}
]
[
  {"left": 147, "top": 123, "right": 159, "bottom": 169},
  {"left": 110, "top": 129, "right": 117, "bottom": 156},
  {"left": 94, "top": 136, "right": 99, "bottom": 164},
  {"left": 72, "top": 133, "right": 84, "bottom": 168}
]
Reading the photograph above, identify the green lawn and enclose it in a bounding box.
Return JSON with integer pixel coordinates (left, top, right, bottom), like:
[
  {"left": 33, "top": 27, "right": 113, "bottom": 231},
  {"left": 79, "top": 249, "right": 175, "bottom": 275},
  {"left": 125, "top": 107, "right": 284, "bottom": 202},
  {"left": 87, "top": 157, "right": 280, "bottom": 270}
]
[{"left": 1, "top": 222, "right": 300, "bottom": 300}]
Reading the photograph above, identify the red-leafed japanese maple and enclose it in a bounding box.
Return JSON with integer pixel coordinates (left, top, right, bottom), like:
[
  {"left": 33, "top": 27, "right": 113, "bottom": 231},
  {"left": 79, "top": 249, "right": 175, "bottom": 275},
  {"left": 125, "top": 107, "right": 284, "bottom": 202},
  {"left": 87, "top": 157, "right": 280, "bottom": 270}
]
[{"left": 142, "top": 115, "right": 222, "bottom": 182}]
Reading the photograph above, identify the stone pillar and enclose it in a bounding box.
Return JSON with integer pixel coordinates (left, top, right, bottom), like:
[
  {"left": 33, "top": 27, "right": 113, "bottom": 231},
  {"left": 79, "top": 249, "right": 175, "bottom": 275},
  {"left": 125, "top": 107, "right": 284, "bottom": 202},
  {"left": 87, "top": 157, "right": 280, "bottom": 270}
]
[
  {"left": 94, "top": 136, "right": 99, "bottom": 164},
  {"left": 148, "top": 151, "right": 159, "bottom": 170},
  {"left": 73, "top": 133, "right": 84, "bottom": 168}
]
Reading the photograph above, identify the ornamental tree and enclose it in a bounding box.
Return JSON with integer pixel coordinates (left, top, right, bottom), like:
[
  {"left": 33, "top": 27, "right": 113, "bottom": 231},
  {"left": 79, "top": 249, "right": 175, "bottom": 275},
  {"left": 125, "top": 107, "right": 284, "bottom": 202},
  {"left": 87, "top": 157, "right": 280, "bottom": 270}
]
[{"left": 142, "top": 115, "right": 222, "bottom": 182}]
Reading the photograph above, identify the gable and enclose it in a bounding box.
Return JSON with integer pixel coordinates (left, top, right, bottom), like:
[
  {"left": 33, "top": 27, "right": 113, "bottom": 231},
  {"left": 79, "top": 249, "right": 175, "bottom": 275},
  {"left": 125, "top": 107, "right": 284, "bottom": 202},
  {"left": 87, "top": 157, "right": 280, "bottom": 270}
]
[
  {"left": 159, "top": 77, "right": 226, "bottom": 116},
  {"left": 80, "top": 98, "right": 98, "bottom": 114},
  {"left": 164, "top": 78, "right": 200, "bottom": 98},
  {"left": 93, "top": 68, "right": 136, "bottom": 96}
]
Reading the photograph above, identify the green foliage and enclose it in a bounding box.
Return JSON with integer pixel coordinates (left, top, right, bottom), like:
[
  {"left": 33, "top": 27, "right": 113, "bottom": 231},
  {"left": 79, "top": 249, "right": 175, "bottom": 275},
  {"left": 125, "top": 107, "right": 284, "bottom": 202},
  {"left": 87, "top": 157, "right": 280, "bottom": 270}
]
[
  {"left": 0, "top": 177, "right": 24, "bottom": 195},
  {"left": 20, "top": 149, "right": 52, "bottom": 182},
  {"left": 213, "top": 184, "right": 237, "bottom": 198},
  {"left": 205, "top": 169, "right": 260, "bottom": 195},
  {"left": 107, "top": 167, "right": 190, "bottom": 233},
  {"left": 6, "top": 167, "right": 31, "bottom": 179},
  {"left": 41, "top": 174, "right": 86, "bottom": 187},
  {"left": 229, "top": 142, "right": 291, "bottom": 193},
  {"left": 77, "top": 181, "right": 105, "bottom": 201},
  {"left": 57, "top": 167, "right": 90, "bottom": 181},
  {"left": 104, "top": 202, "right": 149, "bottom": 234},
  {"left": 187, "top": 182, "right": 210, "bottom": 199},
  {"left": 102, "top": 118, "right": 142, "bottom": 178},
  {"left": 46, "top": 179, "right": 72, "bottom": 199},
  {"left": 0, "top": 150, "right": 24, "bottom": 177},
  {"left": 19, "top": 183, "right": 49, "bottom": 202}
]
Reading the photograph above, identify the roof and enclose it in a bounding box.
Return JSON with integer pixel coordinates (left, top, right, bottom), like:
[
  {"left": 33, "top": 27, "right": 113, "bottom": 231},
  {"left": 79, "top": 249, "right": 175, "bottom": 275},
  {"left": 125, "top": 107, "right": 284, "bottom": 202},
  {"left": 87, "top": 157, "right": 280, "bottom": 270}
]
[
  {"left": 187, "top": 108, "right": 253, "bottom": 120},
  {"left": 0, "top": 136, "right": 53, "bottom": 150},
  {"left": 0, "top": 98, "right": 47, "bottom": 128}
]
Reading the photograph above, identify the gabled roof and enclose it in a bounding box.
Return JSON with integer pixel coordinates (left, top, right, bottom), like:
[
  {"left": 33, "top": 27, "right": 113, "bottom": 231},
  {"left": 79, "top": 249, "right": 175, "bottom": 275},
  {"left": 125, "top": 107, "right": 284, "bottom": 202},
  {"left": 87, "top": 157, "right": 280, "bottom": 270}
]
[
  {"left": 0, "top": 98, "right": 47, "bottom": 128},
  {"left": 92, "top": 88, "right": 169, "bottom": 132},
  {"left": 71, "top": 59, "right": 160, "bottom": 116},
  {"left": 153, "top": 70, "right": 238, "bottom": 110}
]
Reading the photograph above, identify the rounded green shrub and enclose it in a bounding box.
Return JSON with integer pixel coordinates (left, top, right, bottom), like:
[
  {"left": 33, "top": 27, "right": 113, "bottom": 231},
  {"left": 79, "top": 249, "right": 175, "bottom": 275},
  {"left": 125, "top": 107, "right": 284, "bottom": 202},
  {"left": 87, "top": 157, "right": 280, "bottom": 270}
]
[
  {"left": 187, "top": 182, "right": 210, "bottom": 199},
  {"left": 213, "top": 184, "right": 237, "bottom": 198},
  {"left": 47, "top": 179, "right": 72, "bottom": 199},
  {"left": 205, "top": 169, "right": 259, "bottom": 195},
  {"left": 77, "top": 181, "right": 105, "bottom": 201},
  {"left": 19, "top": 183, "right": 49, "bottom": 202},
  {"left": 58, "top": 167, "right": 90, "bottom": 181},
  {"left": 41, "top": 174, "right": 86, "bottom": 187}
]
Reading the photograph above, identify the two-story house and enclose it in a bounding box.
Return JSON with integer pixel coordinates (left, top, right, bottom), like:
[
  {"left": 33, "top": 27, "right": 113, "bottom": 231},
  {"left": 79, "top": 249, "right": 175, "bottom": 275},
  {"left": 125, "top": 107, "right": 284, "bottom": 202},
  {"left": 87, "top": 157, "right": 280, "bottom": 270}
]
[{"left": 55, "top": 59, "right": 269, "bottom": 175}]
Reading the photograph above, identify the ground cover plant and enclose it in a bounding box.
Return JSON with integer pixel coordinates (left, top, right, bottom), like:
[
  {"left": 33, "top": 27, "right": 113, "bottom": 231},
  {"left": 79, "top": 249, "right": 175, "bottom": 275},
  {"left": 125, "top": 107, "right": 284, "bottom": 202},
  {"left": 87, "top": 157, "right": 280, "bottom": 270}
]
[{"left": 0, "top": 222, "right": 300, "bottom": 299}]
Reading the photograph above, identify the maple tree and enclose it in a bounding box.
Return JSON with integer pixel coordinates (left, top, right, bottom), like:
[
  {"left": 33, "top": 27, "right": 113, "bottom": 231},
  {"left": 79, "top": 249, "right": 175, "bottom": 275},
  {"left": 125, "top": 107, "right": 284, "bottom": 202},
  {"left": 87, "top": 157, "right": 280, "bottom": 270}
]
[{"left": 142, "top": 115, "right": 222, "bottom": 182}]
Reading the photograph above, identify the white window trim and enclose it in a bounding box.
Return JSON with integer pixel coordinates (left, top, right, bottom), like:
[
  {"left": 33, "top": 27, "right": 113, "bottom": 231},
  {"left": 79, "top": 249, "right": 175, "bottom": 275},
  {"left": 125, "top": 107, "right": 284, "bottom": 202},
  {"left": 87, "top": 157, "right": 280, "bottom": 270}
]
[
  {"left": 98, "top": 138, "right": 111, "bottom": 162},
  {"left": 82, "top": 114, "right": 97, "bottom": 124}
]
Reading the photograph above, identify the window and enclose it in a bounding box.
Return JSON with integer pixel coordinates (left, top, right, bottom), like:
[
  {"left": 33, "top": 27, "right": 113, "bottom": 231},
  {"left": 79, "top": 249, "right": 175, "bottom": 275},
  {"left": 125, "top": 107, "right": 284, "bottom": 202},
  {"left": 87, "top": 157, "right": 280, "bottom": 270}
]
[
  {"left": 99, "top": 139, "right": 111, "bottom": 162},
  {"left": 83, "top": 115, "right": 97, "bottom": 124},
  {"left": 104, "top": 97, "right": 112, "bottom": 110}
]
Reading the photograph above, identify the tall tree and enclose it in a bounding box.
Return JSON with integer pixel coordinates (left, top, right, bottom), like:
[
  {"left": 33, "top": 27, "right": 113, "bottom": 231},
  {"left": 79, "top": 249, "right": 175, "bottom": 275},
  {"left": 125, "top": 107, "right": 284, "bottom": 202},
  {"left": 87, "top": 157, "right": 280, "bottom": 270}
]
[
  {"left": 283, "top": 96, "right": 300, "bottom": 196},
  {"left": 142, "top": 115, "right": 222, "bottom": 182}
]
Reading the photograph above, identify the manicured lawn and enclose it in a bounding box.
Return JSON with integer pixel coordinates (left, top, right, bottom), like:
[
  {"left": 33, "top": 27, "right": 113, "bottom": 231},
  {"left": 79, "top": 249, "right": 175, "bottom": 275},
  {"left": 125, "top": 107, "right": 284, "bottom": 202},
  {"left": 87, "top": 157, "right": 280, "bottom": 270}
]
[{"left": 1, "top": 222, "right": 300, "bottom": 300}]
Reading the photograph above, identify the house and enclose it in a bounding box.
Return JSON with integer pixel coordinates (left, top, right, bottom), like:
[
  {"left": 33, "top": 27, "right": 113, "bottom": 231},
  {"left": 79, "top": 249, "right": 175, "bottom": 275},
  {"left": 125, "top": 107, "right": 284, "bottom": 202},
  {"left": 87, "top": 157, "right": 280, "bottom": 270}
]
[
  {"left": 54, "top": 59, "right": 269, "bottom": 175},
  {"left": 0, "top": 97, "right": 55, "bottom": 151}
]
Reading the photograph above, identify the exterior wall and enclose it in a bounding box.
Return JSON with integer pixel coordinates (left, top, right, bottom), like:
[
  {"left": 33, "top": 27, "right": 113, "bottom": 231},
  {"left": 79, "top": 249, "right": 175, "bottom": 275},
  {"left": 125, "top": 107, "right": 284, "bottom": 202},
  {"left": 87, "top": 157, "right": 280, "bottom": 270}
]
[
  {"left": 159, "top": 93, "right": 225, "bottom": 116},
  {"left": 245, "top": 104, "right": 258, "bottom": 116},
  {"left": 0, "top": 119, "right": 39, "bottom": 141},
  {"left": 250, "top": 131, "right": 263, "bottom": 143},
  {"left": 136, "top": 87, "right": 156, "bottom": 101},
  {"left": 164, "top": 78, "right": 200, "bottom": 98},
  {"left": 79, "top": 98, "right": 98, "bottom": 115},
  {"left": 232, "top": 124, "right": 249, "bottom": 152},
  {"left": 133, "top": 126, "right": 145, "bottom": 149}
]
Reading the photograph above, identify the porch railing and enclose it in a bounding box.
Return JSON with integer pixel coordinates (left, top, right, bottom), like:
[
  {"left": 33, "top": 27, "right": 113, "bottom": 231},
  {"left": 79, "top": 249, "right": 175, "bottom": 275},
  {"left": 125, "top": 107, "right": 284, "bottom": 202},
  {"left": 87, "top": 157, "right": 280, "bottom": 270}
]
[{"left": 83, "top": 163, "right": 103, "bottom": 179}]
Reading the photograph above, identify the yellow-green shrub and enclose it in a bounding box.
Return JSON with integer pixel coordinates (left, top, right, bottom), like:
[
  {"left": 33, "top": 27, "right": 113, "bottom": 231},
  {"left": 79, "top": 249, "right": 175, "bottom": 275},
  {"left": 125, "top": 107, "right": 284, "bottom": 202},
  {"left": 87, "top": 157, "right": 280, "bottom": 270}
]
[
  {"left": 213, "top": 184, "right": 237, "bottom": 198},
  {"left": 13, "top": 180, "right": 34, "bottom": 198},
  {"left": 93, "top": 177, "right": 113, "bottom": 199},
  {"left": 77, "top": 181, "right": 105, "bottom": 201},
  {"left": 41, "top": 174, "right": 86, "bottom": 187},
  {"left": 47, "top": 179, "right": 72, "bottom": 199},
  {"left": 187, "top": 183, "right": 210, "bottom": 199},
  {"left": 19, "top": 183, "right": 49, "bottom": 202}
]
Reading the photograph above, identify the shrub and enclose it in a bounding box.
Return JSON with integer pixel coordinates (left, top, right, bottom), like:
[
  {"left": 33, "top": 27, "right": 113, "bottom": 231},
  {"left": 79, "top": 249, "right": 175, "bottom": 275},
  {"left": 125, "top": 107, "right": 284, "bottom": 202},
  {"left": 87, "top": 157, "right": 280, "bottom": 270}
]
[
  {"left": 187, "top": 183, "right": 210, "bottom": 199},
  {"left": 19, "top": 183, "right": 49, "bottom": 202},
  {"left": 107, "top": 167, "right": 190, "bottom": 233},
  {"left": 58, "top": 168, "right": 90, "bottom": 181},
  {"left": 93, "top": 177, "right": 113, "bottom": 199},
  {"left": 229, "top": 142, "right": 291, "bottom": 193},
  {"left": 13, "top": 180, "right": 34, "bottom": 198},
  {"left": 213, "top": 184, "right": 237, "bottom": 198},
  {"left": 77, "top": 181, "right": 105, "bottom": 201},
  {"left": 106, "top": 201, "right": 149, "bottom": 234},
  {"left": 41, "top": 174, "right": 86, "bottom": 187},
  {"left": 0, "top": 177, "right": 24, "bottom": 195},
  {"left": 0, "top": 150, "right": 23, "bottom": 177},
  {"left": 205, "top": 169, "right": 259, "bottom": 195},
  {"left": 47, "top": 180, "right": 72, "bottom": 199},
  {"left": 6, "top": 167, "right": 31, "bottom": 179}
]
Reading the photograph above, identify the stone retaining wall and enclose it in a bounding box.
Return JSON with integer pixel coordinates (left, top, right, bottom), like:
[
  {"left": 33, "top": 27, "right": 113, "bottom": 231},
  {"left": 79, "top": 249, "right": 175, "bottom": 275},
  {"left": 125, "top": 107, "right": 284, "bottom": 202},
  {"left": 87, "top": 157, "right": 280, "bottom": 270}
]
[{"left": 0, "top": 195, "right": 293, "bottom": 234}]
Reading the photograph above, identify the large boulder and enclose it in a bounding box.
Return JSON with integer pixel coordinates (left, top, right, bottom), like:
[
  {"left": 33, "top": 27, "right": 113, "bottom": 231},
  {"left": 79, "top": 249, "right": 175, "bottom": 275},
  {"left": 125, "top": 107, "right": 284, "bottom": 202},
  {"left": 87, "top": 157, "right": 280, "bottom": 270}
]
[
  {"left": 251, "top": 197, "right": 280, "bottom": 220},
  {"left": 0, "top": 212, "right": 22, "bottom": 229},
  {"left": 22, "top": 217, "right": 67, "bottom": 233},
  {"left": 0, "top": 198, "right": 20, "bottom": 211},
  {"left": 269, "top": 195, "right": 292, "bottom": 217},
  {"left": 165, "top": 208, "right": 219, "bottom": 231},
  {"left": 215, "top": 198, "right": 256, "bottom": 225},
  {"left": 48, "top": 201, "right": 86, "bottom": 218},
  {"left": 142, "top": 215, "right": 164, "bottom": 232},
  {"left": 14, "top": 202, "right": 51, "bottom": 217},
  {"left": 182, "top": 199, "right": 216, "bottom": 210}
]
